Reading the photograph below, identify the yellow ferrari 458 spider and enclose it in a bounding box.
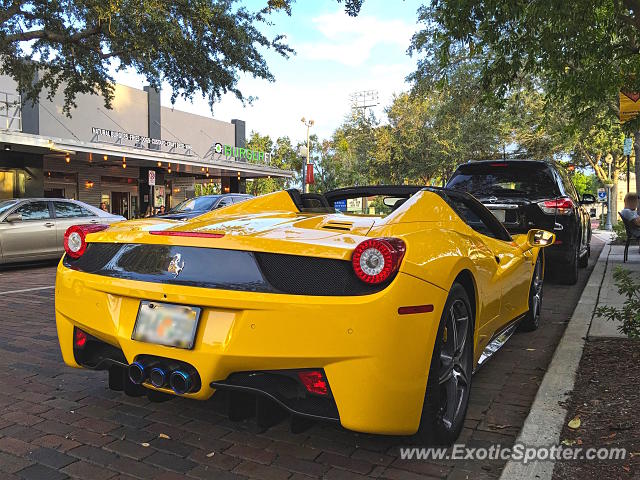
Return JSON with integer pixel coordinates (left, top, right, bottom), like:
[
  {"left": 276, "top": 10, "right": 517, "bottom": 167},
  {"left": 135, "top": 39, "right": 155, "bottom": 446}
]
[{"left": 55, "top": 186, "right": 554, "bottom": 444}]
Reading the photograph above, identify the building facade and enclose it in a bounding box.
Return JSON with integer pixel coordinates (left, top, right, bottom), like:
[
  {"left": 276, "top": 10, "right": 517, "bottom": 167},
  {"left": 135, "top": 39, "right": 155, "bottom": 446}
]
[{"left": 0, "top": 76, "right": 292, "bottom": 218}]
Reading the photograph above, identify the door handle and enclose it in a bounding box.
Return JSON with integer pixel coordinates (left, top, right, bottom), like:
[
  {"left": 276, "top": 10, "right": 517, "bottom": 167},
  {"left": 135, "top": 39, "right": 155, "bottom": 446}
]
[{"left": 44, "top": 222, "right": 55, "bottom": 227}]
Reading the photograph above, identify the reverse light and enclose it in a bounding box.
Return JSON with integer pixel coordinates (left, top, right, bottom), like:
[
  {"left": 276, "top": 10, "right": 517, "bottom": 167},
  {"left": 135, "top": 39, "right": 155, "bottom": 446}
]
[
  {"left": 352, "top": 237, "right": 406, "bottom": 284},
  {"left": 64, "top": 224, "right": 109, "bottom": 258},
  {"left": 298, "top": 370, "right": 328, "bottom": 396},
  {"left": 73, "top": 328, "right": 88, "bottom": 349},
  {"left": 538, "top": 197, "right": 574, "bottom": 215}
]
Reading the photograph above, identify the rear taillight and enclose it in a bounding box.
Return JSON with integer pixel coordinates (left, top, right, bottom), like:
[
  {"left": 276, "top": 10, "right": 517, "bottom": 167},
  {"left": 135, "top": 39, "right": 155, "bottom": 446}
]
[
  {"left": 74, "top": 328, "right": 88, "bottom": 349},
  {"left": 352, "top": 237, "right": 406, "bottom": 284},
  {"left": 298, "top": 370, "right": 328, "bottom": 396},
  {"left": 64, "top": 224, "right": 109, "bottom": 258},
  {"left": 537, "top": 197, "right": 574, "bottom": 215}
]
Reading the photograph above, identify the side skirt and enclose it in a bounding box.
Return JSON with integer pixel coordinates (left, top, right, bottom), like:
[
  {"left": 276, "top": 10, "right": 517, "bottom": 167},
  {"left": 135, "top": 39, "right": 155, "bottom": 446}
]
[{"left": 473, "top": 314, "right": 525, "bottom": 374}]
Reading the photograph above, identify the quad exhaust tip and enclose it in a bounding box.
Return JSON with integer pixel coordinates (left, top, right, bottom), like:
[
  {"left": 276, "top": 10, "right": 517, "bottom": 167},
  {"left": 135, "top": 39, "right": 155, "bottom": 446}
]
[
  {"left": 149, "top": 367, "right": 168, "bottom": 388},
  {"left": 128, "top": 362, "right": 146, "bottom": 385},
  {"left": 127, "top": 358, "right": 197, "bottom": 395},
  {"left": 170, "top": 370, "right": 193, "bottom": 395}
]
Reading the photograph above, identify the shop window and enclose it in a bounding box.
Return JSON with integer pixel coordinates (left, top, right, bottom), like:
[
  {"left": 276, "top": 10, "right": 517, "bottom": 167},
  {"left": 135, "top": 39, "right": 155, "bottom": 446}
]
[
  {"left": 0, "top": 170, "right": 26, "bottom": 199},
  {"left": 0, "top": 171, "right": 14, "bottom": 200}
]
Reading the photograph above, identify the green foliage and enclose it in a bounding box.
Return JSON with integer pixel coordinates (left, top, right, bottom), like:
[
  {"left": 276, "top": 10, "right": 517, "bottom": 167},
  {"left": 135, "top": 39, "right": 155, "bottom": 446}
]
[
  {"left": 595, "top": 267, "right": 640, "bottom": 338},
  {"left": 245, "top": 132, "right": 299, "bottom": 196},
  {"left": 0, "top": 0, "right": 367, "bottom": 114},
  {"left": 194, "top": 182, "right": 220, "bottom": 196},
  {"left": 572, "top": 172, "right": 599, "bottom": 197},
  {"left": 612, "top": 221, "right": 628, "bottom": 244},
  {"left": 0, "top": 0, "right": 293, "bottom": 114},
  {"left": 409, "top": 1, "right": 640, "bottom": 127}
]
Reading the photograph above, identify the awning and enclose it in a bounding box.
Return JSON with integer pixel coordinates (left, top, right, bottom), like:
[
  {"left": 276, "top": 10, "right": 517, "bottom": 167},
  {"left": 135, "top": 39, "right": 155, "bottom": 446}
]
[{"left": 0, "top": 130, "right": 293, "bottom": 179}]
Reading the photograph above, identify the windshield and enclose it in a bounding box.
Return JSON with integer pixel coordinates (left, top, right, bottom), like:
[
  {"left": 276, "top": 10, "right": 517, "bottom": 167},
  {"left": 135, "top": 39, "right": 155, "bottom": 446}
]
[
  {"left": 333, "top": 195, "right": 410, "bottom": 217},
  {"left": 447, "top": 163, "right": 559, "bottom": 199},
  {"left": 0, "top": 199, "right": 18, "bottom": 216},
  {"left": 169, "top": 196, "right": 221, "bottom": 213}
]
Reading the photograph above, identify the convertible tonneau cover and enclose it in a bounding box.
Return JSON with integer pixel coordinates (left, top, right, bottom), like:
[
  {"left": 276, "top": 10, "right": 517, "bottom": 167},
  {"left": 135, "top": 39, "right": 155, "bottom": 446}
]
[{"left": 323, "top": 185, "right": 426, "bottom": 206}]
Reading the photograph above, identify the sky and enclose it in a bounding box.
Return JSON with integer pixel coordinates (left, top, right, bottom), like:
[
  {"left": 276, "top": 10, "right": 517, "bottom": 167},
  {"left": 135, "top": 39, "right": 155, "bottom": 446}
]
[{"left": 113, "top": 0, "right": 424, "bottom": 142}]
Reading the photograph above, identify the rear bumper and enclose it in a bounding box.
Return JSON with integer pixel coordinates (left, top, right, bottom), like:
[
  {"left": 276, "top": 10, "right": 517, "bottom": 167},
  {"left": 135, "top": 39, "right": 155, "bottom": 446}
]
[{"left": 55, "top": 261, "right": 448, "bottom": 435}]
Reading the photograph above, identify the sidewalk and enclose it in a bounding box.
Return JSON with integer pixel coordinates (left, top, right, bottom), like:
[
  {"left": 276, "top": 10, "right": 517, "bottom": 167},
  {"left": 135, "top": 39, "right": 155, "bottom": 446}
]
[
  {"left": 500, "top": 232, "right": 639, "bottom": 480},
  {"left": 589, "top": 241, "right": 640, "bottom": 338}
]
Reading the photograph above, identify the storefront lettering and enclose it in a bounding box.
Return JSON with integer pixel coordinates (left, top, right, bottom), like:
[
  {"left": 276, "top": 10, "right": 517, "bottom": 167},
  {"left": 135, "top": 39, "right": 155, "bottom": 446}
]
[
  {"left": 92, "top": 127, "right": 192, "bottom": 151},
  {"left": 214, "top": 142, "right": 270, "bottom": 163}
]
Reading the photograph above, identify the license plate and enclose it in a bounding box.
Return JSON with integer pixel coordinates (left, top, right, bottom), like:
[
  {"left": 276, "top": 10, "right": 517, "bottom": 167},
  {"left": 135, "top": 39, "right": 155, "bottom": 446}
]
[
  {"left": 490, "top": 209, "right": 506, "bottom": 222},
  {"left": 132, "top": 301, "right": 201, "bottom": 349}
]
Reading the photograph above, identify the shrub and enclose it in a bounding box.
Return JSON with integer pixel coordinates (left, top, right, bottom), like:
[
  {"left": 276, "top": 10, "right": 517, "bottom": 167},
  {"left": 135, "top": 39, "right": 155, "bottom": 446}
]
[
  {"left": 595, "top": 266, "right": 640, "bottom": 338},
  {"left": 611, "top": 221, "right": 627, "bottom": 244}
]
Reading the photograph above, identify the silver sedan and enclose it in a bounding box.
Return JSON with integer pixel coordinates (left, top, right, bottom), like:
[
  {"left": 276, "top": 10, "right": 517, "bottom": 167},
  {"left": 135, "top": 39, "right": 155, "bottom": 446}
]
[{"left": 0, "top": 198, "right": 125, "bottom": 265}]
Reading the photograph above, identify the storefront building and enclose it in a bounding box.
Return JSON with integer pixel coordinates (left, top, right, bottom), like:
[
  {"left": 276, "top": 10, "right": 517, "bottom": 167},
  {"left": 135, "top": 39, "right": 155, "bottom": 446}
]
[{"left": 0, "top": 76, "right": 293, "bottom": 218}]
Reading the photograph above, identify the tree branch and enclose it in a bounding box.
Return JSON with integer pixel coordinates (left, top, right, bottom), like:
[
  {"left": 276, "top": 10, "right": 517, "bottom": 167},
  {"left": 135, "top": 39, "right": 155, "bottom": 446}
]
[
  {"left": 0, "top": 0, "right": 29, "bottom": 24},
  {"left": 4, "top": 24, "right": 102, "bottom": 44}
]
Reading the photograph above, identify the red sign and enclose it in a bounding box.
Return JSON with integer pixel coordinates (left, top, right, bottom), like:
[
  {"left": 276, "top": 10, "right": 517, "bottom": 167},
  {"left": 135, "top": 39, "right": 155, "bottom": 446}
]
[{"left": 305, "top": 163, "right": 315, "bottom": 185}]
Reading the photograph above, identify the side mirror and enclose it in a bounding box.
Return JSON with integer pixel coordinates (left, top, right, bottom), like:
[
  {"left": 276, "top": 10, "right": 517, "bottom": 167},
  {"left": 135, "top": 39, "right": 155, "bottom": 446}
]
[
  {"left": 526, "top": 229, "right": 555, "bottom": 249},
  {"left": 5, "top": 213, "right": 22, "bottom": 223},
  {"left": 581, "top": 193, "right": 596, "bottom": 204}
]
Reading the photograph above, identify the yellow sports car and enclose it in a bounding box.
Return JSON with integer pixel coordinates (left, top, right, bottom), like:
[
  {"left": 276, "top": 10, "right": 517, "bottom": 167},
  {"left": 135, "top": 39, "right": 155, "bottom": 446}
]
[{"left": 55, "top": 186, "right": 553, "bottom": 444}]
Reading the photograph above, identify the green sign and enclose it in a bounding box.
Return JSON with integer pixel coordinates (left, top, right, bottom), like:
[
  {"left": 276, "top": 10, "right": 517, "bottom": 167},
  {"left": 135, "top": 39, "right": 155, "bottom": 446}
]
[{"left": 214, "top": 142, "right": 271, "bottom": 162}]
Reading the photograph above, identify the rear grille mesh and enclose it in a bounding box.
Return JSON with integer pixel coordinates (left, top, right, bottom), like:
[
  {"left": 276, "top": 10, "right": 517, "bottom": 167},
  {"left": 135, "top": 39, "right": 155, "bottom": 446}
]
[
  {"left": 64, "top": 244, "right": 390, "bottom": 296},
  {"left": 255, "top": 252, "right": 390, "bottom": 295}
]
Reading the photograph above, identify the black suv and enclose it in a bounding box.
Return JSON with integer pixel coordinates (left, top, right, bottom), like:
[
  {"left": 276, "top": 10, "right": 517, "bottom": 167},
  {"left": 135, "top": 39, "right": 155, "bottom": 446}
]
[{"left": 446, "top": 160, "right": 595, "bottom": 284}]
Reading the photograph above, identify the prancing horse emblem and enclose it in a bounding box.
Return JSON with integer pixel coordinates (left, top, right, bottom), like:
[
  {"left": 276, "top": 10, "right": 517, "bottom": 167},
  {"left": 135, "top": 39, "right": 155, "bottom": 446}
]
[{"left": 167, "top": 253, "right": 184, "bottom": 277}]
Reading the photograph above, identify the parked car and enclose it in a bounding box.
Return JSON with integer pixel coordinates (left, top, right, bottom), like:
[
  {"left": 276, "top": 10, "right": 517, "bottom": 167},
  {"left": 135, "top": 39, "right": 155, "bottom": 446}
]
[
  {"left": 56, "top": 186, "right": 554, "bottom": 444},
  {"left": 159, "top": 194, "right": 253, "bottom": 220},
  {"left": 0, "top": 198, "right": 125, "bottom": 265},
  {"left": 446, "top": 160, "right": 595, "bottom": 284}
]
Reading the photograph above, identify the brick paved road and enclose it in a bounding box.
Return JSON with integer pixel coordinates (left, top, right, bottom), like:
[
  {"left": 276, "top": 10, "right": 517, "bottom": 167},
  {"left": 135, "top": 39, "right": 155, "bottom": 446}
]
[{"left": 0, "top": 239, "right": 603, "bottom": 480}]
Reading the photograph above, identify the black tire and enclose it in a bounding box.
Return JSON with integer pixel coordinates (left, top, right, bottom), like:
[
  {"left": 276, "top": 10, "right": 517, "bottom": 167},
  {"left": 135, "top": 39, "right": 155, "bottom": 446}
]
[
  {"left": 519, "top": 255, "right": 544, "bottom": 332},
  {"left": 416, "top": 283, "right": 473, "bottom": 445},
  {"left": 558, "top": 245, "right": 579, "bottom": 285},
  {"left": 578, "top": 244, "right": 589, "bottom": 268}
]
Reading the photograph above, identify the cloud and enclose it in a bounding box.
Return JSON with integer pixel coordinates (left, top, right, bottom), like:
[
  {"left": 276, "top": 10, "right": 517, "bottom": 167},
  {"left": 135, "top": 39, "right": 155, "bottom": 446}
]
[
  {"left": 296, "top": 11, "right": 416, "bottom": 67},
  {"left": 111, "top": 6, "right": 418, "bottom": 141}
]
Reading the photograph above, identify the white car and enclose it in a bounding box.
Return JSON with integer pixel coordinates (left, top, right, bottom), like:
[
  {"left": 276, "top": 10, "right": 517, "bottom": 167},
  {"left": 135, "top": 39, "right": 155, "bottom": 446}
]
[{"left": 0, "top": 198, "right": 125, "bottom": 265}]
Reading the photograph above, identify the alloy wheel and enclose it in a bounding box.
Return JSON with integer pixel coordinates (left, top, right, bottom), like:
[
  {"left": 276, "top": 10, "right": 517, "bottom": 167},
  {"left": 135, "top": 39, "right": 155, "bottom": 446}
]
[
  {"left": 437, "top": 299, "right": 471, "bottom": 430},
  {"left": 531, "top": 259, "right": 543, "bottom": 324}
]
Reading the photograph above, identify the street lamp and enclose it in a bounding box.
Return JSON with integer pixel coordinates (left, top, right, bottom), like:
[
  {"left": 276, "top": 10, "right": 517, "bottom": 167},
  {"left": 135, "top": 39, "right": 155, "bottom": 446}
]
[
  {"left": 605, "top": 154, "right": 614, "bottom": 231},
  {"left": 301, "top": 117, "right": 314, "bottom": 193}
]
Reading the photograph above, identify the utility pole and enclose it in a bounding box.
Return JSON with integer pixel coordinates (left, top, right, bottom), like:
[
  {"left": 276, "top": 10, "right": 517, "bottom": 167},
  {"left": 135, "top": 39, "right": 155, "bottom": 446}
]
[
  {"left": 301, "top": 117, "right": 314, "bottom": 193},
  {"left": 605, "top": 154, "right": 613, "bottom": 231}
]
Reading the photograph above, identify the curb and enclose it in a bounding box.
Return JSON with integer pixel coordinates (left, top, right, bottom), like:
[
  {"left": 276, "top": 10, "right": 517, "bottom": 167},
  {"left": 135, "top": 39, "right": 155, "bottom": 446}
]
[{"left": 499, "top": 243, "right": 611, "bottom": 480}]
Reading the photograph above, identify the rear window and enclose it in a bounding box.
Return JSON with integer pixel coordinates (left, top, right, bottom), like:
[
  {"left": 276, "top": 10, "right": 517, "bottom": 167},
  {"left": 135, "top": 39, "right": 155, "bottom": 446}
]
[{"left": 447, "top": 162, "right": 559, "bottom": 199}]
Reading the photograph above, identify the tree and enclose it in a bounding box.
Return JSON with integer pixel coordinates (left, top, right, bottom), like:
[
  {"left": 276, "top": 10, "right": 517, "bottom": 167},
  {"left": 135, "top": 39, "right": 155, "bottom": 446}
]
[
  {"left": 0, "top": 0, "right": 363, "bottom": 115},
  {"left": 572, "top": 171, "right": 599, "bottom": 197},
  {"left": 245, "top": 132, "right": 298, "bottom": 195},
  {"left": 409, "top": 0, "right": 640, "bottom": 193}
]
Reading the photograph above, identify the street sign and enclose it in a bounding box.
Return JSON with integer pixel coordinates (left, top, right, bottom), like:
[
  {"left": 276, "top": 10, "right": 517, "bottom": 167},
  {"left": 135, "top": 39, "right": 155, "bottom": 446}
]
[
  {"left": 334, "top": 199, "right": 347, "bottom": 212},
  {"left": 624, "top": 137, "right": 633, "bottom": 156},
  {"left": 148, "top": 170, "right": 156, "bottom": 186},
  {"left": 597, "top": 188, "right": 607, "bottom": 202},
  {"left": 620, "top": 91, "right": 640, "bottom": 123}
]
